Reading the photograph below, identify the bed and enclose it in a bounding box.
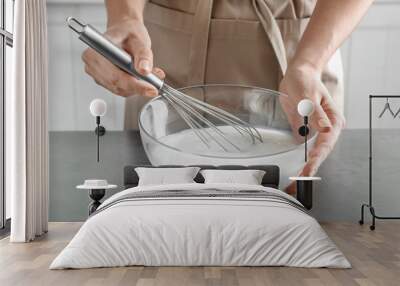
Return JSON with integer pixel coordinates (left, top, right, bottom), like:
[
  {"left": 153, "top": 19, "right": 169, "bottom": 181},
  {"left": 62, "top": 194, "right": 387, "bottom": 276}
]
[{"left": 50, "top": 165, "right": 350, "bottom": 269}]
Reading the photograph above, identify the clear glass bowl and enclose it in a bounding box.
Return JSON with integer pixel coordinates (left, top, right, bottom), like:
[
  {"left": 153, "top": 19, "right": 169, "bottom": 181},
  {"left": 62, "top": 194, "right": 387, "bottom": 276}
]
[{"left": 139, "top": 84, "right": 317, "bottom": 188}]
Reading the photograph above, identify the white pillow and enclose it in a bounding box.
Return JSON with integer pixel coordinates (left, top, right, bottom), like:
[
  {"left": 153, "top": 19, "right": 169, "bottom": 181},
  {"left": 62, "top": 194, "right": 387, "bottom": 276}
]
[
  {"left": 200, "top": 169, "right": 266, "bottom": 185},
  {"left": 135, "top": 167, "right": 200, "bottom": 186}
]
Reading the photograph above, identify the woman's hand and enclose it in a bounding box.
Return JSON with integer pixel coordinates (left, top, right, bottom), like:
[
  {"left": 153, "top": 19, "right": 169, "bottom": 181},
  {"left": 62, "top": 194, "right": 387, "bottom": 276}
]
[
  {"left": 82, "top": 18, "right": 165, "bottom": 97},
  {"left": 279, "top": 64, "right": 345, "bottom": 192}
]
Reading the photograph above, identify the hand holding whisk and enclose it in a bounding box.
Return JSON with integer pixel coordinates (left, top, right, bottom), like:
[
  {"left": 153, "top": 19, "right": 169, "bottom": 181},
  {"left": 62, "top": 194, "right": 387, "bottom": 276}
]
[{"left": 67, "top": 17, "right": 263, "bottom": 151}]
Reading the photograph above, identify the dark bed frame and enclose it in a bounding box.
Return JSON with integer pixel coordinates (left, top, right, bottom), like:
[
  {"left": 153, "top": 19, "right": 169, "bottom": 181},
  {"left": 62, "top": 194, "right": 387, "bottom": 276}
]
[{"left": 124, "top": 165, "right": 280, "bottom": 189}]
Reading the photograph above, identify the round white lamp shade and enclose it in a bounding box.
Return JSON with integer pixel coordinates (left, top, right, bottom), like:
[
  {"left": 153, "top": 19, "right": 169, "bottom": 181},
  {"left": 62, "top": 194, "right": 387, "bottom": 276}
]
[
  {"left": 90, "top": 99, "right": 107, "bottom": 117},
  {"left": 297, "top": 99, "right": 314, "bottom": 117}
]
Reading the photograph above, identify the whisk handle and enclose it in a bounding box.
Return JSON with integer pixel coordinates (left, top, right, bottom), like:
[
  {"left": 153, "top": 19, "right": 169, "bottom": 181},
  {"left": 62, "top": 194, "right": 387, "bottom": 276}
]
[{"left": 66, "top": 17, "right": 164, "bottom": 90}]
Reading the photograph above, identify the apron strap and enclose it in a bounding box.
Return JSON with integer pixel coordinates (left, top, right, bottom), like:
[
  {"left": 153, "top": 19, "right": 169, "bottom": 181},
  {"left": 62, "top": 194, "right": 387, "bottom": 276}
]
[
  {"left": 187, "top": 0, "right": 214, "bottom": 85},
  {"left": 252, "top": 0, "right": 288, "bottom": 76}
]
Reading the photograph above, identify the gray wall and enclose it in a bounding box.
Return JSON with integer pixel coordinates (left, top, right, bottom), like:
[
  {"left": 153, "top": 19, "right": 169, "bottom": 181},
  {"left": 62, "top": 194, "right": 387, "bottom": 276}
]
[
  {"left": 49, "top": 129, "right": 400, "bottom": 223},
  {"left": 49, "top": 131, "right": 149, "bottom": 221}
]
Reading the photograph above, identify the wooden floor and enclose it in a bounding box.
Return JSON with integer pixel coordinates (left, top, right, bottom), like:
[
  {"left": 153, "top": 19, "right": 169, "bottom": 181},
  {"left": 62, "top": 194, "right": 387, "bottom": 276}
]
[{"left": 0, "top": 222, "right": 399, "bottom": 286}]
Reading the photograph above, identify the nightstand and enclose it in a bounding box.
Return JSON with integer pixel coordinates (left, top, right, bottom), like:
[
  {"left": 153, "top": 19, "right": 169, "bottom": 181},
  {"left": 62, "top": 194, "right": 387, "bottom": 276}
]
[
  {"left": 289, "top": 177, "right": 321, "bottom": 210},
  {"left": 77, "top": 180, "right": 117, "bottom": 215}
]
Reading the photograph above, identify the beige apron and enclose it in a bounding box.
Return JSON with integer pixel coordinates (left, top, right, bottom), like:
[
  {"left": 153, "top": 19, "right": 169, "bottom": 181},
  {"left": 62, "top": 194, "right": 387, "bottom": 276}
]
[{"left": 124, "top": 0, "right": 344, "bottom": 129}]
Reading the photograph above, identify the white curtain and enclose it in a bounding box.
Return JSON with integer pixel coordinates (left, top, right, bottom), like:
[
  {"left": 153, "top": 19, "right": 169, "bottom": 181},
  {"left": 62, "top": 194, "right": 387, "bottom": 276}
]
[{"left": 8, "top": 0, "right": 49, "bottom": 242}]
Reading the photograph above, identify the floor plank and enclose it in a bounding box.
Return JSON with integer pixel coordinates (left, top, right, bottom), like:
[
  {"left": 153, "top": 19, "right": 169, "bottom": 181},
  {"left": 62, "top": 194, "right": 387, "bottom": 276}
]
[{"left": 0, "top": 222, "right": 399, "bottom": 286}]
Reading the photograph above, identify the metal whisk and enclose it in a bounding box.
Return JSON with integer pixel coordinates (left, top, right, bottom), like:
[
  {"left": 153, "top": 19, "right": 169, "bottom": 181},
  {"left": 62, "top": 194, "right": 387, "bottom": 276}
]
[{"left": 67, "top": 17, "right": 263, "bottom": 151}]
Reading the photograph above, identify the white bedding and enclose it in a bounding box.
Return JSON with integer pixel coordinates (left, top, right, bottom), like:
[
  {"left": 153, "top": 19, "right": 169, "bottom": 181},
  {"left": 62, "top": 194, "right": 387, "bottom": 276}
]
[{"left": 50, "top": 183, "right": 350, "bottom": 269}]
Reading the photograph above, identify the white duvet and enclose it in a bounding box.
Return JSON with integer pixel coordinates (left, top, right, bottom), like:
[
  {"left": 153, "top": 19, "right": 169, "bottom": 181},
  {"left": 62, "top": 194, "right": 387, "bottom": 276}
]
[{"left": 50, "top": 183, "right": 350, "bottom": 269}]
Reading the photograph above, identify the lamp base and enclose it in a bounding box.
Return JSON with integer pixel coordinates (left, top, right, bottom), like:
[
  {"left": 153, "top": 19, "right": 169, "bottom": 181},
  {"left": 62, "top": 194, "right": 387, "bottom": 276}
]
[
  {"left": 88, "top": 189, "right": 106, "bottom": 215},
  {"left": 289, "top": 177, "right": 321, "bottom": 210},
  {"left": 296, "top": 180, "right": 313, "bottom": 210}
]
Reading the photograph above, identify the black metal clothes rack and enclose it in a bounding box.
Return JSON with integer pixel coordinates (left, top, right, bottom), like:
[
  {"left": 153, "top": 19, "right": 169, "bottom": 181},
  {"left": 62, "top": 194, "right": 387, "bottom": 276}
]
[{"left": 359, "top": 95, "right": 400, "bottom": 230}]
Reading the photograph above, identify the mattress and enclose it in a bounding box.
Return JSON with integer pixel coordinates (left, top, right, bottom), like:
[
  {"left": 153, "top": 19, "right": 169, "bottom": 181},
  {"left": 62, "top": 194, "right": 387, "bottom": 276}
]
[{"left": 50, "top": 183, "right": 350, "bottom": 269}]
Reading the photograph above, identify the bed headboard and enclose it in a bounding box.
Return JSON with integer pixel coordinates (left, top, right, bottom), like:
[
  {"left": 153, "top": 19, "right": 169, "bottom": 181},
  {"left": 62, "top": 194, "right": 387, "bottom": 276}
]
[{"left": 123, "top": 165, "right": 280, "bottom": 189}]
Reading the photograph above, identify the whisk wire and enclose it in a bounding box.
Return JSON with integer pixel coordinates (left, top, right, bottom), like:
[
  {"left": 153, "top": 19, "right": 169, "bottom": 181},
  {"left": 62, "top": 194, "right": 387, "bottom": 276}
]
[
  {"left": 162, "top": 92, "right": 211, "bottom": 148},
  {"left": 163, "top": 89, "right": 242, "bottom": 151},
  {"left": 161, "top": 85, "right": 264, "bottom": 151},
  {"left": 166, "top": 86, "right": 264, "bottom": 143},
  {"left": 171, "top": 95, "right": 252, "bottom": 146}
]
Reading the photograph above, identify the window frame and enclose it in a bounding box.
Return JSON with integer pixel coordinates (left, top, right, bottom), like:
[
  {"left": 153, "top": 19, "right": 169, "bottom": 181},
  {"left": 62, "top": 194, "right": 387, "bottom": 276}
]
[{"left": 0, "top": 0, "right": 13, "bottom": 232}]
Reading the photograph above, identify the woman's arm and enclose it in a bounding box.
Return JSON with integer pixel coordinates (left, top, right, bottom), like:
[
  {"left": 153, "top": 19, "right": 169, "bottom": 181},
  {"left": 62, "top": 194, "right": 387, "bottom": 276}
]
[
  {"left": 292, "top": 0, "right": 374, "bottom": 73},
  {"left": 280, "top": 0, "right": 374, "bottom": 188},
  {"left": 105, "top": 0, "right": 146, "bottom": 26}
]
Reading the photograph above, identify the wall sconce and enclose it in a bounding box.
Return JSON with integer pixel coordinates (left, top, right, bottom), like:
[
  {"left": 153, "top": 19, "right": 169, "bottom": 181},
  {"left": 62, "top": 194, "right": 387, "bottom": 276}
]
[
  {"left": 89, "top": 99, "right": 107, "bottom": 162},
  {"left": 297, "top": 99, "right": 314, "bottom": 162}
]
